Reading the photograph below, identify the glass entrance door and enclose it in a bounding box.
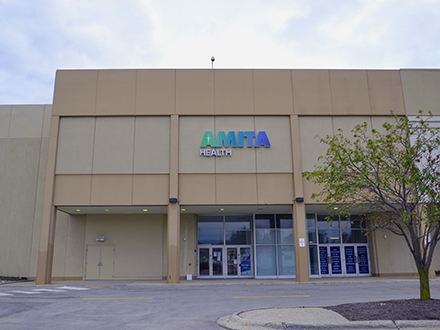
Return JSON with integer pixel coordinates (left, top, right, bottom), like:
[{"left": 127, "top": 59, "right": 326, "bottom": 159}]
[
  {"left": 198, "top": 246, "right": 253, "bottom": 278},
  {"left": 240, "top": 247, "right": 252, "bottom": 276},
  {"left": 319, "top": 245, "right": 343, "bottom": 277},
  {"left": 226, "top": 246, "right": 253, "bottom": 278},
  {"left": 227, "top": 248, "right": 238, "bottom": 276},
  {"left": 344, "top": 245, "right": 370, "bottom": 276},
  {"left": 319, "top": 244, "right": 370, "bottom": 277},
  {"left": 199, "top": 248, "right": 210, "bottom": 276},
  {"left": 198, "top": 246, "right": 224, "bottom": 278}
]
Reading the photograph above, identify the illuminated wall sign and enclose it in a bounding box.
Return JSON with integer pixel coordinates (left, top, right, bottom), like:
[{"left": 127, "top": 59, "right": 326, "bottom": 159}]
[{"left": 200, "top": 131, "right": 270, "bottom": 157}]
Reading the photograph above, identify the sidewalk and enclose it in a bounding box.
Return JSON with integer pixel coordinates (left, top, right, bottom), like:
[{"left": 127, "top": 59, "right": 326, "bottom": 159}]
[{"left": 217, "top": 307, "right": 440, "bottom": 329}]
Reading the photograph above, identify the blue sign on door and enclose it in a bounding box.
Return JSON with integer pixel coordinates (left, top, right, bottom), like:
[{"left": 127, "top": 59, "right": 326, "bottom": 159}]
[
  {"left": 344, "top": 246, "right": 356, "bottom": 274},
  {"left": 357, "top": 246, "right": 369, "bottom": 274},
  {"left": 319, "top": 247, "right": 329, "bottom": 275},
  {"left": 330, "top": 246, "right": 342, "bottom": 274}
]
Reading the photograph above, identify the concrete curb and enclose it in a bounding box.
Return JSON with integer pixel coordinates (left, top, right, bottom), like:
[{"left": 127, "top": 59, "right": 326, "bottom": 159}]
[{"left": 216, "top": 307, "right": 440, "bottom": 330}]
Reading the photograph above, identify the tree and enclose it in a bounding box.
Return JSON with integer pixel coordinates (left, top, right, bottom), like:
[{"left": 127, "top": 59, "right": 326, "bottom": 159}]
[{"left": 303, "top": 112, "right": 440, "bottom": 300}]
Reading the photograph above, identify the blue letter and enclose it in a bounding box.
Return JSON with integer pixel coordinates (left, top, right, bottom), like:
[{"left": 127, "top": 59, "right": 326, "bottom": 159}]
[{"left": 254, "top": 131, "right": 271, "bottom": 147}]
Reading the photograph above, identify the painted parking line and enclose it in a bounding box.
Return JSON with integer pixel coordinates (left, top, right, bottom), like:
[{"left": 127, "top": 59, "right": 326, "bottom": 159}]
[
  {"left": 33, "top": 289, "right": 66, "bottom": 292},
  {"left": 85, "top": 285, "right": 108, "bottom": 287},
  {"left": 233, "top": 295, "right": 310, "bottom": 298},
  {"left": 83, "top": 298, "right": 153, "bottom": 300},
  {"left": 58, "top": 286, "right": 90, "bottom": 291},
  {"left": 11, "top": 291, "right": 41, "bottom": 295},
  {"left": 0, "top": 318, "right": 10, "bottom": 323},
  {"left": 0, "top": 292, "right": 13, "bottom": 297},
  {"left": 1, "top": 286, "right": 92, "bottom": 297}
]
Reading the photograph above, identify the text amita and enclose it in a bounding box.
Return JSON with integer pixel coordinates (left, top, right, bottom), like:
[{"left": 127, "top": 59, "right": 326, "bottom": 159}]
[{"left": 200, "top": 131, "right": 271, "bottom": 157}]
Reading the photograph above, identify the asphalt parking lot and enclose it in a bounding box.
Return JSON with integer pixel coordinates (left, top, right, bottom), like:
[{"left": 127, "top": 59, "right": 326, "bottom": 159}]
[{"left": 0, "top": 278, "right": 438, "bottom": 330}]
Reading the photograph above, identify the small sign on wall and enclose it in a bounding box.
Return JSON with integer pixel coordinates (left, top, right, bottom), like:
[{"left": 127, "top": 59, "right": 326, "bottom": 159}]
[{"left": 299, "top": 238, "right": 305, "bottom": 247}]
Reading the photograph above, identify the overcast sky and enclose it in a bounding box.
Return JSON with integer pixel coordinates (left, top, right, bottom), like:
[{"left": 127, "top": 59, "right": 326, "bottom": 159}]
[{"left": 1, "top": 0, "right": 439, "bottom": 104}]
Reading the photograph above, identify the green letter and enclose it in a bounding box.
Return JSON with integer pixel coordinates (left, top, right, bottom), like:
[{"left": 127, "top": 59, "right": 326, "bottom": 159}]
[{"left": 201, "top": 131, "right": 217, "bottom": 147}]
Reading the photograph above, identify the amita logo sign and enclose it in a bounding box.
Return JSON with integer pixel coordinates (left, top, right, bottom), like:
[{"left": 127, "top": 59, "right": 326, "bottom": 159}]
[{"left": 200, "top": 131, "right": 271, "bottom": 157}]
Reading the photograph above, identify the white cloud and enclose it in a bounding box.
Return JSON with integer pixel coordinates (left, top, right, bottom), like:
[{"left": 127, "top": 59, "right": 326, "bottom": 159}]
[{"left": 0, "top": 0, "right": 439, "bottom": 103}]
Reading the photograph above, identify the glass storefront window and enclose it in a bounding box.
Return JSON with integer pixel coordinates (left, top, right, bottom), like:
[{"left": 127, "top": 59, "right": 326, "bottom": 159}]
[
  {"left": 277, "top": 229, "right": 294, "bottom": 244},
  {"left": 276, "top": 214, "right": 293, "bottom": 228},
  {"left": 197, "top": 231, "right": 224, "bottom": 245},
  {"left": 317, "top": 215, "right": 339, "bottom": 229},
  {"left": 198, "top": 216, "right": 224, "bottom": 230},
  {"left": 256, "top": 246, "right": 277, "bottom": 276},
  {"left": 308, "top": 245, "right": 319, "bottom": 275},
  {"left": 278, "top": 245, "right": 295, "bottom": 275},
  {"left": 353, "top": 230, "right": 368, "bottom": 243},
  {"left": 225, "top": 215, "right": 251, "bottom": 230},
  {"left": 306, "top": 213, "right": 316, "bottom": 228},
  {"left": 255, "top": 215, "right": 275, "bottom": 228},
  {"left": 318, "top": 229, "right": 340, "bottom": 243},
  {"left": 256, "top": 229, "right": 276, "bottom": 244},
  {"left": 307, "top": 229, "right": 317, "bottom": 244},
  {"left": 225, "top": 230, "right": 252, "bottom": 245}
]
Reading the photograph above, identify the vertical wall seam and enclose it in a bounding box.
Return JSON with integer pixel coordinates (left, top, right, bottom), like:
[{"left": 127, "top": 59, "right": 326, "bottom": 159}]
[
  {"left": 365, "top": 70, "right": 374, "bottom": 116},
  {"left": 94, "top": 71, "right": 99, "bottom": 115},
  {"left": 290, "top": 70, "right": 295, "bottom": 115},
  {"left": 90, "top": 117, "right": 97, "bottom": 203},
  {"left": 252, "top": 70, "right": 256, "bottom": 115},
  {"left": 328, "top": 70, "right": 335, "bottom": 115},
  {"left": 134, "top": 70, "right": 138, "bottom": 115},
  {"left": 131, "top": 117, "right": 136, "bottom": 205},
  {"left": 36, "top": 115, "right": 60, "bottom": 284},
  {"left": 213, "top": 70, "right": 217, "bottom": 175},
  {"left": 399, "top": 70, "right": 409, "bottom": 116},
  {"left": 6, "top": 105, "right": 12, "bottom": 138},
  {"left": 63, "top": 216, "right": 70, "bottom": 278},
  {"left": 174, "top": 70, "right": 177, "bottom": 115},
  {"left": 28, "top": 136, "right": 44, "bottom": 277},
  {"left": 132, "top": 70, "right": 138, "bottom": 204},
  {"left": 253, "top": 116, "right": 259, "bottom": 204}
]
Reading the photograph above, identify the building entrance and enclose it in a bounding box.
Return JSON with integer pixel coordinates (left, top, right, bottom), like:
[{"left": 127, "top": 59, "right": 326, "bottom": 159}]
[
  {"left": 307, "top": 213, "right": 371, "bottom": 277},
  {"left": 85, "top": 244, "right": 115, "bottom": 280},
  {"left": 198, "top": 245, "right": 253, "bottom": 278},
  {"left": 318, "top": 244, "right": 370, "bottom": 277}
]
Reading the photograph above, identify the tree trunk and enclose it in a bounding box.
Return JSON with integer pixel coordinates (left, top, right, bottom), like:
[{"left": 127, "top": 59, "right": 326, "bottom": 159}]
[{"left": 419, "top": 266, "right": 431, "bottom": 300}]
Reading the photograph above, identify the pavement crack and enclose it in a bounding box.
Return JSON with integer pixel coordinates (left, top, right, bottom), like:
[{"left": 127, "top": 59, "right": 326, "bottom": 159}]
[{"left": 392, "top": 320, "right": 400, "bottom": 329}]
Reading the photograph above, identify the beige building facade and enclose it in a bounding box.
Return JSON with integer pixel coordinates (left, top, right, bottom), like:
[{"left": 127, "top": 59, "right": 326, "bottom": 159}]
[{"left": 1, "top": 69, "right": 439, "bottom": 283}]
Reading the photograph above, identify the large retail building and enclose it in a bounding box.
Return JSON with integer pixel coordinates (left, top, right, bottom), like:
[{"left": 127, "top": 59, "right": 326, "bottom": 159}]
[{"left": 1, "top": 69, "right": 439, "bottom": 284}]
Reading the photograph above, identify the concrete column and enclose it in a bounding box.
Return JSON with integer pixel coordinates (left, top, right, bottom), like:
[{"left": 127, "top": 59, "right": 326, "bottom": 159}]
[
  {"left": 290, "top": 115, "right": 310, "bottom": 282},
  {"left": 167, "top": 115, "right": 180, "bottom": 284},
  {"left": 36, "top": 116, "right": 60, "bottom": 285},
  {"left": 293, "top": 203, "right": 309, "bottom": 282}
]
